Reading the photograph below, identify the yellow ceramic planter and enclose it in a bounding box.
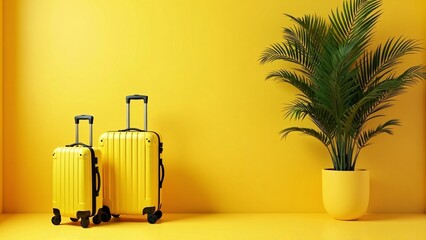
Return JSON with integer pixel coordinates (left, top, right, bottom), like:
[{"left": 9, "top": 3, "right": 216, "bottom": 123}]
[{"left": 322, "top": 169, "right": 369, "bottom": 220}]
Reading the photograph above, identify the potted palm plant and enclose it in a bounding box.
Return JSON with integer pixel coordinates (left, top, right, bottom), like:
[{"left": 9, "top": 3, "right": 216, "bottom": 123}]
[{"left": 260, "top": 0, "right": 425, "bottom": 220}]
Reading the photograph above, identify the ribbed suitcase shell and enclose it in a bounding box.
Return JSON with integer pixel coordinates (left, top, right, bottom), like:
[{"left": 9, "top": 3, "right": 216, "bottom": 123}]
[
  {"left": 52, "top": 147, "right": 102, "bottom": 218},
  {"left": 99, "top": 131, "right": 161, "bottom": 215}
]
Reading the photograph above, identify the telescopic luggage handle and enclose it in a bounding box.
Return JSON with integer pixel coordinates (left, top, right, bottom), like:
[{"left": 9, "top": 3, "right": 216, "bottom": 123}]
[
  {"left": 68, "top": 115, "right": 94, "bottom": 147},
  {"left": 126, "top": 94, "right": 148, "bottom": 131},
  {"left": 75, "top": 115, "right": 94, "bottom": 124}
]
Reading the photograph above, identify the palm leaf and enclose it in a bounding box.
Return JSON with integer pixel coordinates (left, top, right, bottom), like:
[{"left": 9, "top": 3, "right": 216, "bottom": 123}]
[
  {"left": 356, "top": 119, "right": 400, "bottom": 148},
  {"left": 283, "top": 97, "right": 311, "bottom": 121},
  {"left": 280, "top": 127, "right": 331, "bottom": 146},
  {"left": 266, "top": 69, "right": 315, "bottom": 99},
  {"left": 356, "top": 37, "right": 423, "bottom": 89},
  {"left": 329, "top": 0, "right": 381, "bottom": 48}
]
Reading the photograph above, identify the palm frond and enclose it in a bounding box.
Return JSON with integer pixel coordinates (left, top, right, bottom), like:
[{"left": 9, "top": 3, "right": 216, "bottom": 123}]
[
  {"left": 356, "top": 119, "right": 400, "bottom": 149},
  {"left": 343, "top": 63, "right": 425, "bottom": 136},
  {"left": 329, "top": 0, "right": 381, "bottom": 47},
  {"left": 280, "top": 127, "right": 331, "bottom": 146},
  {"left": 307, "top": 104, "right": 338, "bottom": 137},
  {"left": 259, "top": 43, "right": 294, "bottom": 64},
  {"left": 356, "top": 37, "right": 423, "bottom": 89},
  {"left": 399, "top": 65, "right": 426, "bottom": 86},
  {"left": 283, "top": 97, "right": 311, "bottom": 121},
  {"left": 283, "top": 14, "right": 329, "bottom": 74},
  {"left": 266, "top": 69, "right": 315, "bottom": 98}
]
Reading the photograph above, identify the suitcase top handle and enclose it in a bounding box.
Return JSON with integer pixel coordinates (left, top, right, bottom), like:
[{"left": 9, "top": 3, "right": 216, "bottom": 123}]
[
  {"left": 75, "top": 115, "right": 94, "bottom": 124},
  {"left": 126, "top": 94, "right": 148, "bottom": 104},
  {"left": 126, "top": 94, "right": 148, "bottom": 131},
  {"left": 73, "top": 114, "right": 94, "bottom": 147}
]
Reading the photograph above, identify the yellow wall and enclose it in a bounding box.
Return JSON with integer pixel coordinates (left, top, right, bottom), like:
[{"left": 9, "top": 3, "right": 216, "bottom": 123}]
[
  {"left": 2, "top": 0, "right": 425, "bottom": 213},
  {"left": 0, "top": 0, "right": 3, "bottom": 214}
]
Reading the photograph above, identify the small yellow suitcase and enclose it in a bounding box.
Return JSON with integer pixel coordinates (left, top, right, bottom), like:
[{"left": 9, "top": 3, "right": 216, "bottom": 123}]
[
  {"left": 99, "top": 95, "right": 164, "bottom": 223},
  {"left": 51, "top": 115, "right": 104, "bottom": 228}
]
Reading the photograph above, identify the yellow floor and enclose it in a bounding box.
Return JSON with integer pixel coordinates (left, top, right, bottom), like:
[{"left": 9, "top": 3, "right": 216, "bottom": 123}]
[{"left": 1, "top": 213, "right": 426, "bottom": 239}]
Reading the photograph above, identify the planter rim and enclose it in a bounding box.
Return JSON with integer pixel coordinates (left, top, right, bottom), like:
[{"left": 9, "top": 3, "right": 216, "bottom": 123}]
[{"left": 323, "top": 168, "right": 368, "bottom": 171}]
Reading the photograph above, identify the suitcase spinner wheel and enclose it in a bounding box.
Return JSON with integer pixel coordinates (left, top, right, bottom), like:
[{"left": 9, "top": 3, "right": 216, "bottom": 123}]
[
  {"left": 81, "top": 218, "right": 90, "bottom": 228},
  {"left": 101, "top": 206, "right": 112, "bottom": 222},
  {"left": 92, "top": 214, "right": 102, "bottom": 225},
  {"left": 155, "top": 210, "right": 163, "bottom": 219},
  {"left": 147, "top": 210, "right": 163, "bottom": 224},
  {"left": 51, "top": 216, "right": 61, "bottom": 225},
  {"left": 147, "top": 214, "right": 158, "bottom": 224}
]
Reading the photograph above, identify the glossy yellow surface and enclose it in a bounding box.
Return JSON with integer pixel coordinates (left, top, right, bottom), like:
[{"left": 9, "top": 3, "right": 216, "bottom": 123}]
[
  {"left": 0, "top": 0, "right": 3, "bottom": 214},
  {"left": 322, "top": 169, "right": 369, "bottom": 220},
  {"left": 99, "top": 132, "right": 161, "bottom": 215},
  {"left": 2, "top": 0, "right": 426, "bottom": 213},
  {"left": 52, "top": 147, "right": 102, "bottom": 218},
  {"left": 1, "top": 213, "right": 426, "bottom": 240}
]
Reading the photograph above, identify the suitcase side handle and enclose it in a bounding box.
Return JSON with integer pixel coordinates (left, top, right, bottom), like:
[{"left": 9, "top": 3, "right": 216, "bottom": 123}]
[
  {"left": 73, "top": 115, "right": 94, "bottom": 147},
  {"left": 159, "top": 158, "right": 165, "bottom": 188},
  {"left": 95, "top": 167, "right": 101, "bottom": 197},
  {"left": 126, "top": 94, "right": 148, "bottom": 131}
]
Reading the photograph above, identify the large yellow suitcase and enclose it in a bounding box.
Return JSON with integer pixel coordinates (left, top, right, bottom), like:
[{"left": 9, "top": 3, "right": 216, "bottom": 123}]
[
  {"left": 52, "top": 115, "right": 104, "bottom": 228},
  {"left": 99, "top": 95, "right": 164, "bottom": 223}
]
